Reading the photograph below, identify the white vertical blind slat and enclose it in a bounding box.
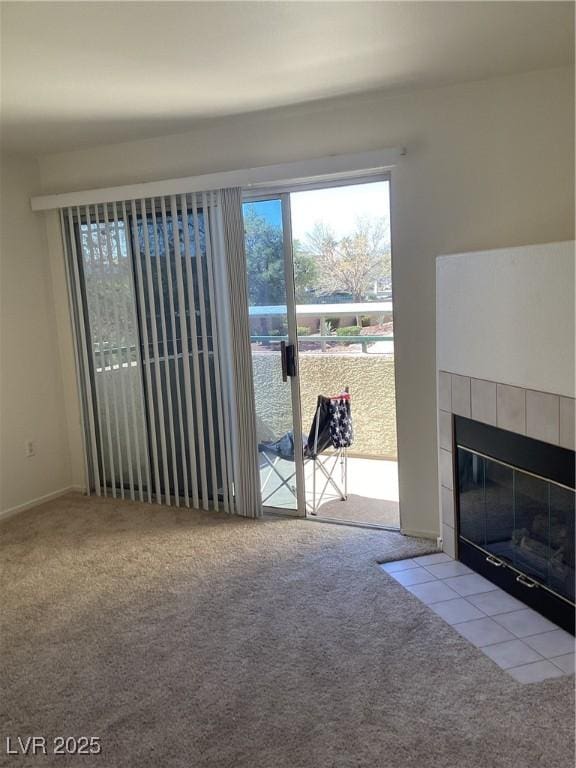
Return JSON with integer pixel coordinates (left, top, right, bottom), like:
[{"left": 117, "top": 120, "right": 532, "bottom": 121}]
[
  {"left": 94, "top": 204, "right": 125, "bottom": 498},
  {"left": 218, "top": 188, "right": 262, "bottom": 518},
  {"left": 150, "top": 200, "right": 179, "bottom": 505},
  {"left": 141, "top": 198, "right": 171, "bottom": 505},
  {"left": 191, "top": 194, "right": 218, "bottom": 511},
  {"left": 63, "top": 208, "right": 101, "bottom": 494},
  {"left": 209, "top": 194, "right": 236, "bottom": 514},
  {"left": 120, "top": 201, "right": 151, "bottom": 503},
  {"left": 102, "top": 205, "right": 128, "bottom": 499},
  {"left": 159, "top": 197, "right": 188, "bottom": 506},
  {"left": 181, "top": 194, "right": 207, "bottom": 508},
  {"left": 111, "top": 202, "right": 138, "bottom": 501},
  {"left": 176, "top": 194, "right": 199, "bottom": 509},
  {"left": 131, "top": 199, "right": 162, "bottom": 503},
  {"left": 202, "top": 191, "right": 228, "bottom": 513},
  {"left": 84, "top": 204, "right": 116, "bottom": 497}
]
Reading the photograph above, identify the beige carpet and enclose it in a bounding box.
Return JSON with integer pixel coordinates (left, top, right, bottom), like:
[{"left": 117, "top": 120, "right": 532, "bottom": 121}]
[{"left": 1, "top": 494, "right": 573, "bottom": 768}]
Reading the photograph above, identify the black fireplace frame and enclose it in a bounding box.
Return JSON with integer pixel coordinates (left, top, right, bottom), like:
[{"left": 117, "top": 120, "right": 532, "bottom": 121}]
[{"left": 453, "top": 416, "right": 575, "bottom": 635}]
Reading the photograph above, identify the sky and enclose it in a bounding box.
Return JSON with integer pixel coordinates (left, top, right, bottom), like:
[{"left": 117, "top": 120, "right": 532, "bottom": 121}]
[
  {"left": 244, "top": 180, "right": 390, "bottom": 243},
  {"left": 290, "top": 181, "right": 390, "bottom": 242}
]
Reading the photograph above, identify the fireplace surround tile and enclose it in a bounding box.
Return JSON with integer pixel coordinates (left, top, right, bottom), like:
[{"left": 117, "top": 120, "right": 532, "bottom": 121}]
[
  {"left": 440, "top": 486, "right": 455, "bottom": 527},
  {"left": 438, "top": 371, "right": 452, "bottom": 411},
  {"left": 496, "top": 383, "right": 526, "bottom": 434},
  {"left": 439, "top": 448, "right": 453, "bottom": 490},
  {"left": 438, "top": 409, "right": 452, "bottom": 450},
  {"left": 441, "top": 523, "right": 456, "bottom": 558},
  {"left": 526, "top": 389, "right": 560, "bottom": 445},
  {"left": 559, "top": 396, "right": 575, "bottom": 450},
  {"left": 471, "top": 378, "right": 497, "bottom": 425},
  {"left": 451, "top": 374, "right": 471, "bottom": 417}
]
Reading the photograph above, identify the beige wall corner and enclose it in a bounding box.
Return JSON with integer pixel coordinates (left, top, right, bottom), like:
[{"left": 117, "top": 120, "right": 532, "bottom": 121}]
[{"left": 0, "top": 153, "right": 74, "bottom": 513}]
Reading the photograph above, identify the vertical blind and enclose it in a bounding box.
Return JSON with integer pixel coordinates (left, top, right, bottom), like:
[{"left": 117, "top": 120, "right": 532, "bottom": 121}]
[{"left": 60, "top": 188, "right": 261, "bottom": 517}]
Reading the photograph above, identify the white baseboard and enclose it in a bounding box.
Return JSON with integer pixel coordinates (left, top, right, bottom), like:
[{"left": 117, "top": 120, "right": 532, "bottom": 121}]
[
  {"left": 400, "top": 527, "right": 440, "bottom": 541},
  {"left": 0, "top": 486, "right": 85, "bottom": 522}
]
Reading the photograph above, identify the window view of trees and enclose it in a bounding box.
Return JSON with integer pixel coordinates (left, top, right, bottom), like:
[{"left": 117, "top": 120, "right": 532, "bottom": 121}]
[{"left": 244, "top": 207, "right": 391, "bottom": 306}]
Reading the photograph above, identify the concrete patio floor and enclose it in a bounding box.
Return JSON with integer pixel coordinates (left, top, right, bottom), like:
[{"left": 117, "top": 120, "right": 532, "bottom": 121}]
[{"left": 260, "top": 455, "right": 400, "bottom": 528}]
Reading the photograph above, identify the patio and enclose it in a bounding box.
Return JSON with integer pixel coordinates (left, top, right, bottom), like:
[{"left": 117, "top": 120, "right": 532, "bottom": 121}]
[{"left": 260, "top": 455, "right": 400, "bottom": 528}]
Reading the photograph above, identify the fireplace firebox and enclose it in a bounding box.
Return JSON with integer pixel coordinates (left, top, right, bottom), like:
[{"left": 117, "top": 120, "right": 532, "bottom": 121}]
[{"left": 454, "top": 416, "right": 575, "bottom": 635}]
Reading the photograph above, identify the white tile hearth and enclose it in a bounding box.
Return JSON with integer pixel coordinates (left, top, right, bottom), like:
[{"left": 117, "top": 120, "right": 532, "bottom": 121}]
[
  {"left": 524, "top": 629, "right": 575, "bottom": 659},
  {"left": 380, "top": 559, "right": 420, "bottom": 574},
  {"left": 444, "top": 573, "right": 499, "bottom": 597},
  {"left": 551, "top": 653, "right": 575, "bottom": 675},
  {"left": 508, "top": 660, "right": 565, "bottom": 684},
  {"left": 423, "top": 561, "right": 472, "bottom": 579},
  {"left": 412, "top": 553, "right": 453, "bottom": 566},
  {"left": 482, "top": 639, "right": 543, "bottom": 669},
  {"left": 466, "top": 590, "right": 526, "bottom": 616},
  {"left": 379, "top": 554, "right": 574, "bottom": 684},
  {"left": 430, "top": 598, "right": 485, "bottom": 625},
  {"left": 454, "top": 617, "right": 515, "bottom": 647},
  {"left": 392, "top": 567, "right": 437, "bottom": 586},
  {"left": 405, "top": 579, "right": 460, "bottom": 605},
  {"left": 493, "top": 608, "right": 558, "bottom": 638}
]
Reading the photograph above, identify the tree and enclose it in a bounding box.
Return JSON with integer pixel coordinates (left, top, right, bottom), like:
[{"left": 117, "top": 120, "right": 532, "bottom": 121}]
[
  {"left": 244, "top": 209, "right": 318, "bottom": 306},
  {"left": 303, "top": 217, "right": 391, "bottom": 301}
]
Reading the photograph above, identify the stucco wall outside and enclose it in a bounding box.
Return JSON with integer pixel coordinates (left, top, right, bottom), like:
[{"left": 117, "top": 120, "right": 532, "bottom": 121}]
[{"left": 252, "top": 351, "right": 397, "bottom": 459}]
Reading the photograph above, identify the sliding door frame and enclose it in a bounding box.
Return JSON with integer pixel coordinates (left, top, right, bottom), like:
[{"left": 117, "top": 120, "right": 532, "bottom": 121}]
[
  {"left": 243, "top": 169, "right": 397, "bottom": 526},
  {"left": 243, "top": 191, "right": 306, "bottom": 517}
]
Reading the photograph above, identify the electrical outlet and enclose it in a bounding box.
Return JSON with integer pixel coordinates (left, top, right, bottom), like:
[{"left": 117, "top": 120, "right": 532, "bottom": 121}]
[{"left": 25, "top": 440, "right": 36, "bottom": 458}]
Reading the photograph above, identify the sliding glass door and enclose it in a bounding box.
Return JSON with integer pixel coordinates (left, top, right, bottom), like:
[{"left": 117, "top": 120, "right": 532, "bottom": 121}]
[
  {"left": 243, "top": 178, "right": 398, "bottom": 526},
  {"left": 243, "top": 196, "right": 305, "bottom": 514}
]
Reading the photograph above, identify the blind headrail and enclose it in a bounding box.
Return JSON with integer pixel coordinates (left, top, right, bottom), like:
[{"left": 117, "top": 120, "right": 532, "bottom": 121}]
[{"left": 30, "top": 147, "right": 405, "bottom": 211}]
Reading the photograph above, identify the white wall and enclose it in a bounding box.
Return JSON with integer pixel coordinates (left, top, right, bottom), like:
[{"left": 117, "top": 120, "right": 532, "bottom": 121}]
[
  {"left": 0, "top": 154, "right": 74, "bottom": 515},
  {"left": 37, "top": 66, "right": 575, "bottom": 537},
  {"left": 437, "top": 241, "right": 575, "bottom": 397}
]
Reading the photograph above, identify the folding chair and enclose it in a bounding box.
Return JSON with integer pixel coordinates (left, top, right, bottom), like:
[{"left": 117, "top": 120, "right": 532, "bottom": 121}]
[{"left": 258, "top": 390, "right": 353, "bottom": 514}]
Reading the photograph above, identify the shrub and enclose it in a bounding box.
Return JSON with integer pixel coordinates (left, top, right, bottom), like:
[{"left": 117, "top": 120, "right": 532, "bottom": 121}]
[
  {"left": 297, "top": 326, "right": 310, "bottom": 337},
  {"left": 335, "top": 325, "right": 362, "bottom": 337}
]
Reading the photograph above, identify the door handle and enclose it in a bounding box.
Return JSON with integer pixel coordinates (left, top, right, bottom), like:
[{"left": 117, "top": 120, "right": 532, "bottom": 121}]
[
  {"left": 280, "top": 341, "right": 288, "bottom": 382},
  {"left": 280, "top": 341, "right": 297, "bottom": 382},
  {"left": 516, "top": 574, "right": 537, "bottom": 589}
]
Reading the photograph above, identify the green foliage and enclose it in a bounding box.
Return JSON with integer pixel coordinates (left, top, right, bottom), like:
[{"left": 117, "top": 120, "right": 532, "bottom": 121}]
[
  {"left": 244, "top": 211, "right": 318, "bottom": 305},
  {"left": 296, "top": 326, "right": 311, "bottom": 336},
  {"left": 244, "top": 208, "right": 286, "bottom": 306},
  {"left": 335, "top": 325, "right": 362, "bottom": 337}
]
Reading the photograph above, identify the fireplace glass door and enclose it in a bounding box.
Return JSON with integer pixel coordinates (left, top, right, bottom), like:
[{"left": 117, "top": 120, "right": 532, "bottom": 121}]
[{"left": 458, "top": 448, "right": 575, "bottom": 605}]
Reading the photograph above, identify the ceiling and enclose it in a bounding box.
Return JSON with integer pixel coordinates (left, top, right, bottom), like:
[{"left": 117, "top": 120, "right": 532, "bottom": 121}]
[{"left": 1, "top": 1, "right": 574, "bottom": 156}]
